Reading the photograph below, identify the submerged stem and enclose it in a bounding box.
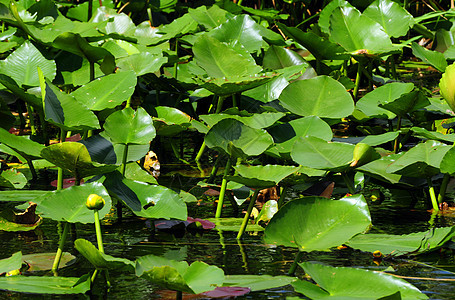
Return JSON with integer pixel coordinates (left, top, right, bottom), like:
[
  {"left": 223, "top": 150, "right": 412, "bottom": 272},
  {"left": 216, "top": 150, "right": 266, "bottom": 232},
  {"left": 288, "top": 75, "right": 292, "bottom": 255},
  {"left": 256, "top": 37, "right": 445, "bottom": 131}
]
[{"left": 237, "top": 189, "right": 260, "bottom": 240}]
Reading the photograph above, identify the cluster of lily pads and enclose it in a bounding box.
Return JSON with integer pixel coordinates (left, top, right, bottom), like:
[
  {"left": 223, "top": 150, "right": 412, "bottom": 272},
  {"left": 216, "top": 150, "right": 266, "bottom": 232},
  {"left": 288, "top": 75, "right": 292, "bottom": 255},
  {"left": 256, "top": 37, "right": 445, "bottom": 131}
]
[{"left": 1, "top": 0, "right": 455, "bottom": 298}]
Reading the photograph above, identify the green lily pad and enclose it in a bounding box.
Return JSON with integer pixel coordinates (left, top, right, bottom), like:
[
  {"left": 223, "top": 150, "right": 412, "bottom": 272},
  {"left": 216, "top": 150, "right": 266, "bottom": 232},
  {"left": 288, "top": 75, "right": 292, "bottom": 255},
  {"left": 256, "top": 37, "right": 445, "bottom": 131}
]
[
  {"left": 223, "top": 275, "right": 296, "bottom": 292},
  {"left": 226, "top": 165, "right": 300, "bottom": 188},
  {"left": 387, "top": 140, "right": 451, "bottom": 177},
  {"left": 0, "top": 252, "right": 22, "bottom": 274},
  {"left": 0, "top": 275, "right": 91, "bottom": 295},
  {"left": 153, "top": 106, "right": 192, "bottom": 136},
  {"left": 291, "top": 136, "right": 355, "bottom": 172},
  {"left": 411, "top": 127, "right": 455, "bottom": 143},
  {"left": 293, "top": 262, "right": 427, "bottom": 299},
  {"left": 35, "top": 182, "right": 112, "bottom": 224},
  {"left": 103, "top": 107, "right": 156, "bottom": 145},
  {"left": 0, "top": 128, "right": 44, "bottom": 160},
  {"left": 206, "top": 218, "right": 264, "bottom": 232},
  {"left": 378, "top": 90, "right": 430, "bottom": 117},
  {"left": 263, "top": 195, "right": 371, "bottom": 252},
  {"left": 412, "top": 42, "right": 447, "bottom": 72},
  {"left": 40, "top": 142, "right": 117, "bottom": 179},
  {"left": 116, "top": 52, "right": 168, "bottom": 76},
  {"left": 0, "top": 168, "right": 27, "bottom": 189},
  {"left": 205, "top": 119, "right": 273, "bottom": 158},
  {"left": 439, "top": 146, "right": 455, "bottom": 175},
  {"left": 363, "top": 0, "right": 415, "bottom": 38},
  {"left": 136, "top": 255, "right": 224, "bottom": 294},
  {"left": 74, "top": 239, "right": 135, "bottom": 272},
  {"left": 71, "top": 71, "right": 137, "bottom": 111},
  {"left": 278, "top": 75, "right": 354, "bottom": 118},
  {"left": 0, "top": 214, "right": 42, "bottom": 232},
  {"left": 357, "top": 153, "right": 403, "bottom": 184},
  {"left": 333, "top": 132, "right": 400, "bottom": 146},
  {"left": 200, "top": 111, "right": 285, "bottom": 129},
  {"left": 0, "top": 40, "right": 56, "bottom": 87},
  {"left": 22, "top": 252, "right": 75, "bottom": 271},
  {"left": 347, "top": 226, "right": 455, "bottom": 256}
]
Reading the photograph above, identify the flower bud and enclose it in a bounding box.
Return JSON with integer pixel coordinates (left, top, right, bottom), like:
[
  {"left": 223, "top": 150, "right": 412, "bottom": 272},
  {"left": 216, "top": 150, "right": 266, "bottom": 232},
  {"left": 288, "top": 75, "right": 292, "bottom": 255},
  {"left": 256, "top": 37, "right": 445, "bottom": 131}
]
[{"left": 86, "top": 194, "right": 105, "bottom": 210}]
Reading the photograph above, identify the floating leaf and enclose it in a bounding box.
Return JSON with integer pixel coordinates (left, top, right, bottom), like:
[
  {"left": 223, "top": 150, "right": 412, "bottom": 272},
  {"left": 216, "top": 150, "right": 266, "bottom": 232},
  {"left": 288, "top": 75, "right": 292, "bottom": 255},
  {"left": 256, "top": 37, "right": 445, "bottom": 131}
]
[
  {"left": 0, "top": 128, "right": 44, "bottom": 159},
  {"left": 223, "top": 275, "right": 296, "bottom": 291},
  {"left": 0, "top": 41, "right": 56, "bottom": 87},
  {"left": 293, "top": 262, "right": 427, "bottom": 299},
  {"left": 279, "top": 76, "right": 354, "bottom": 118},
  {"left": 22, "top": 252, "right": 75, "bottom": 271},
  {"left": 263, "top": 195, "right": 371, "bottom": 251},
  {"left": 412, "top": 42, "right": 447, "bottom": 72},
  {"left": 206, "top": 218, "right": 264, "bottom": 232},
  {"left": 0, "top": 252, "right": 22, "bottom": 274},
  {"left": 347, "top": 227, "right": 455, "bottom": 255},
  {"left": 0, "top": 275, "right": 90, "bottom": 294},
  {"left": 35, "top": 182, "right": 112, "bottom": 224},
  {"left": 71, "top": 71, "right": 137, "bottom": 111},
  {"left": 226, "top": 165, "right": 300, "bottom": 188},
  {"left": 205, "top": 119, "right": 273, "bottom": 158},
  {"left": 74, "top": 239, "right": 135, "bottom": 272},
  {"left": 200, "top": 111, "right": 285, "bottom": 129},
  {"left": 116, "top": 52, "right": 167, "bottom": 76},
  {"left": 103, "top": 107, "right": 156, "bottom": 145},
  {"left": 136, "top": 255, "right": 224, "bottom": 294},
  {"left": 291, "top": 136, "right": 355, "bottom": 172}
]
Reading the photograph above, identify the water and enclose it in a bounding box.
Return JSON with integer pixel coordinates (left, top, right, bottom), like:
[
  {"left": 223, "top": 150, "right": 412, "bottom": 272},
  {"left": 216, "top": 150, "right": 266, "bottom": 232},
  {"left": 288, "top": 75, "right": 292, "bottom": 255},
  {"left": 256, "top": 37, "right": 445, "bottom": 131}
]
[{"left": 1, "top": 201, "right": 455, "bottom": 299}]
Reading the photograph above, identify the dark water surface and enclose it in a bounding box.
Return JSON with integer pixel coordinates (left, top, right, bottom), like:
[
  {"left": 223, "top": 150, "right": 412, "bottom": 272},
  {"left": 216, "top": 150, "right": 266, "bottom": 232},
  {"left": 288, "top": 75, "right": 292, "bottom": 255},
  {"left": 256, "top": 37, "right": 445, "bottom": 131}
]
[{"left": 1, "top": 203, "right": 455, "bottom": 299}]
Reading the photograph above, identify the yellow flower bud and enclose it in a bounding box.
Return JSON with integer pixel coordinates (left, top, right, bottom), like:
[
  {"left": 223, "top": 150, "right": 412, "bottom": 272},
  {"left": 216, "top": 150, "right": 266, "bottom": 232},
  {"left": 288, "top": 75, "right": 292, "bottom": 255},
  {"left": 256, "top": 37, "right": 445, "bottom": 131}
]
[{"left": 86, "top": 194, "right": 105, "bottom": 210}]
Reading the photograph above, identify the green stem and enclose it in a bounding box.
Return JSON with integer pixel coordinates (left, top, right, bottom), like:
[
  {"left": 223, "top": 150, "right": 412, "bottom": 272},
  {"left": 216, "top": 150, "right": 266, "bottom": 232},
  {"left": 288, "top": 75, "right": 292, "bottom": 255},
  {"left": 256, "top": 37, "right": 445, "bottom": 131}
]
[
  {"left": 215, "top": 96, "right": 226, "bottom": 113},
  {"left": 341, "top": 172, "right": 356, "bottom": 194},
  {"left": 87, "top": 0, "right": 93, "bottom": 21},
  {"left": 288, "top": 250, "right": 304, "bottom": 276},
  {"left": 390, "top": 55, "right": 398, "bottom": 80},
  {"left": 26, "top": 104, "right": 36, "bottom": 136},
  {"left": 438, "top": 173, "right": 450, "bottom": 204},
  {"left": 125, "top": 96, "right": 131, "bottom": 109},
  {"left": 353, "top": 61, "right": 363, "bottom": 101},
  {"left": 277, "top": 186, "right": 287, "bottom": 209},
  {"left": 173, "top": 39, "right": 179, "bottom": 79},
  {"left": 57, "top": 128, "right": 66, "bottom": 190},
  {"left": 195, "top": 141, "right": 206, "bottom": 163},
  {"left": 207, "top": 155, "right": 223, "bottom": 183},
  {"left": 176, "top": 291, "right": 182, "bottom": 300},
  {"left": 90, "top": 269, "right": 99, "bottom": 285},
  {"left": 393, "top": 116, "right": 402, "bottom": 154},
  {"left": 120, "top": 144, "right": 129, "bottom": 177},
  {"left": 232, "top": 94, "right": 238, "bottom": 108},
  {"left": 25, "top": 158, "right": 37, "bottom": 181},
  {"left": 215, "top": 157, "right": 232, "bottom": 218},
  {"left": 316, "top": 60, "right": 321, "bottom": 75},
  {"left": 89, "top": 61, "right": 95, "bottom": 81},
  {"left": 367, "top": 60, "right": 373, "bottom": 91},
  {"left": 52, "top": 222, "right": 70, "bottom": 272},
  {"left": 94, "top": 210, "right": 104, "bottom": 253},
  {"left": 237, "top": 189, "right": 260, "bottom": 240},
  {"left": 237, "top": 239, "right": 249, "bottom": 272},
  {"left": 427, "top": 177, "right": 439, "bottom": 212}
]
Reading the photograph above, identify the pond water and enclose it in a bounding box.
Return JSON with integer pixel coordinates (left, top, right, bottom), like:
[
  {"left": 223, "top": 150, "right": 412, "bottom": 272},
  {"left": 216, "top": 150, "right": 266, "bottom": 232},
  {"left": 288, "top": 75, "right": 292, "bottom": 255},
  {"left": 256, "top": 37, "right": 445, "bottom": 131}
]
[{"left": 1, "top": 192, "right": 455, "bottom": 300}]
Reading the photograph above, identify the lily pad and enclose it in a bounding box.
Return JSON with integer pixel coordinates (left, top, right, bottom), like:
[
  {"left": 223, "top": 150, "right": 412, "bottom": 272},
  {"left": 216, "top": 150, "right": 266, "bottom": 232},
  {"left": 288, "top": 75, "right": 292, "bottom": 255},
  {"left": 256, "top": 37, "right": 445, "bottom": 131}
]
[
  {"left": 278, "top": 75, "right": 354, "bottom": 118},
  {"left": 226, "top": 165, "right": 300, "bottom": 188},
  {"left": 347, "top": 226, "right": 455, "bottom": 256},
  {"left": 263, "top": 195, "right": 371, "bottom": 251},
  {"left": 74, "top": 239, "right": 135, "bottom": 272},
  {"left": 0, "top": 128, "right": 44, "bottom": 160},
  {"left": 206, "top": 218, "right": 264, "bottom": 232},
  {"left": 0, "top": 275, "right": 91, "bottom": 295},
  {"left": 136, "top": 255, "right": 224, "bottom": 294},
  {"left": 200, "top": 111, "right": 285, "bottom": 129},
  {"left": 223, "top": 274, "right": 297, "bottom": 291},
  {"left": 35, "top": 182, "right": 112, "bottom": 224},
  {"left": 22, "top": 252, "right": 76, "bottom": 271},
  {"left": 293, "top": 262, "right": 427, "bottom": 299},
  {"left": 0, "top": 252, "right": 22, "bottom": 274}
]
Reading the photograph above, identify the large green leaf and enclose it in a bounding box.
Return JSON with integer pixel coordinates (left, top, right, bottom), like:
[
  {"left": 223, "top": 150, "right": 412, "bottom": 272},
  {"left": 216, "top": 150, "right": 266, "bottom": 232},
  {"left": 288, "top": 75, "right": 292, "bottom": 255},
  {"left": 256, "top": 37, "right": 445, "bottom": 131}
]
[
  {"left": 262, "top": 45, "right": 308, "bottom": 70},
  {"left": 293, "top": 262, "right": 427, "bottom": 299},
  {"left": 387, "top": 140, "right": 451, "bottom": 177},
  {"left": 263, "top": 195, "right": 371, "bottom": 251},
  {"left": 378, "top": 90, "right": 430, "bottom": 117},
  {"left": 116, "top": 52, "right": 167, "bottom": 76},
  {"left": 347, "top": 227, "right": 455, "bottom": 255},
  {"left": 204, "top": 119, "right": 273, "bottom": 158},
  {"left": 226, "top": 165, "right": 300, "bottom": 188},
  {"left": 440, "top": 63, "right": 455, "bottom": 111},
  {"left": 440, "top": 146, "right": 455, "bottom": 175},
  {"left": 103, "top": 107, "right": 156, "bottom": 145},
  {"left": 357, "top": 153, "right": 403, "bottom": 184},
  {"left": 74, "top": 239, "right": 135, "bottom": 272},
  {"left": 40, "top": 142, "right": 117, "bottom": 179},
  {"left": 0, "top": 275, "right": 90, "bottom": 294},
  {"left": 0, "top": 252, "right": 22, "bottom": 274},
  {"left": 0, "top": 74, "right": 42, "bottom": 112},
  {"left": 153, "top": 106, "right": 192, "bottom": 136},
  {"left": 363, "top": 0, "right": 415, "bottom": 38},
  {"left": 35, "top": 182, "right": 112, "bottom": 223},
  {"left": 411, "top": 127, "right": 455, "bottom": 143},
  {"left": 188, "top": 5, "right": 230, "bottom": 30},
  {"left": 277, "top": 24, "right": 349, "bottom": 60},
  {"left": 0, "top": 40, "right": 55, "bottom": 87},
  {"left": 291, "top": 136, "right": 355, "bottom": 172},
  {"left": 193, "top": 35, "right": 262, "bottom": 78},
  {"left": 208, "top": 14, "right": 281, "bottom": 53},
  {"left": 200, "top": 111, "right": 284, "bottom": 129},
  {"left": 0, "top": 128, "right": 44, "bottom": 159},
  {"left": 223, "top": 275, "right": 296, "bottom": 291},
  {"left": 40, "top": 79, "right": 100, "bottom": 130},
  {"left": 199, "top": 72, "right": 278, "bottom": 96},
  {"left": 278, "top": 76, "right": 354, "bottom": 118},
  {"left": 268, "top": 116, "right": 332, "bottom": 156},
  {"left": 412, "top": 42, "right": 447, "bottom": 72},
  {"left": 136, "top": 255, "right": 224, "bottom": 294},
  {"left": 356, "top": 82, "right": 414, "bottom": 118},
  {"left": 318, "top": 0, "right": 353, "bottom": 34},
  {"left": 333, "top": 132, "right": 400, "bottom": 147},
  {"left": 71, "top": 71, "right": 137, "bottom": 111},
  {"left": 329, "top": 6, "right": 394, "bottom": 53},
  {"left": 102, "top": 172, "right": 186, "bottom": 219}
]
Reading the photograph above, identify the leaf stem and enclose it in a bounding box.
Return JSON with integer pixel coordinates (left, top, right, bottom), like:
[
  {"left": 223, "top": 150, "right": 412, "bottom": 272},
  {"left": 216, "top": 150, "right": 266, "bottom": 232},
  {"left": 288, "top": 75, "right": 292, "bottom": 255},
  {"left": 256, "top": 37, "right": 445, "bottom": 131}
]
[
  {"left": 341, "top": 172, "right": 355, "bottom": 194},
  {"left": 94, "top": 210, "right": 104, "bottom": 253},
  {"left": 237, "top": 188, "right": 260, "bottom": 239},
  {"left": 393, "top": 116, "right": 402, "bottom": 153},
  {"left": 438, "top": 173, "right": 450, "bottom": 204},
  {"left": 427, "top": 177, "right": 439, "bottom": 212},
  {"left": 215, "top": 157, "right": 232, "bottom": 218},
  {"left": 288, "top": 250, "right": 304, "bottom": 276},
  {"left": 353, "top": 61, "right": 362, "bottom": 101},
  {"left": 52, "top": 222, "right": 70, "bottom": 273}
]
